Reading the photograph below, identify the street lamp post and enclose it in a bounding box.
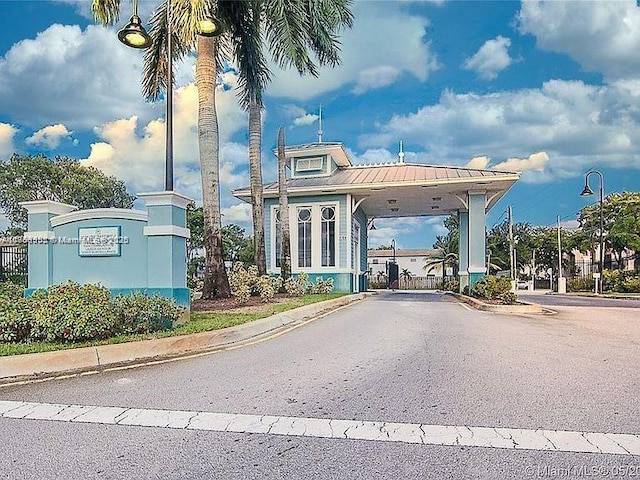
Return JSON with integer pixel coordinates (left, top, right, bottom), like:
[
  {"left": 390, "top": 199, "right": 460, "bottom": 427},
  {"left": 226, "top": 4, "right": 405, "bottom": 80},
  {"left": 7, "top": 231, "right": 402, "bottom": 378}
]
[
  {"left": 580, "top": 170, "right": 605, "bottom": 294},
  {"left": 118, "top": 0, "right": 223, "bottom": 191}
]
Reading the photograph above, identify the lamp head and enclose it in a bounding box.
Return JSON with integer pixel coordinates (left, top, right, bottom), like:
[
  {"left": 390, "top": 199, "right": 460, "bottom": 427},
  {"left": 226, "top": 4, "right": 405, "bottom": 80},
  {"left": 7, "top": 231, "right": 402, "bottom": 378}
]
[
  {"left": 198, "top": 16, "right": 223, "bottom": 37},
  {"left": 580, "top": 181, "right": 594, "bottom": 197},
  {"left": 118, "top": 15, "right": 152, "bottom": 49}
]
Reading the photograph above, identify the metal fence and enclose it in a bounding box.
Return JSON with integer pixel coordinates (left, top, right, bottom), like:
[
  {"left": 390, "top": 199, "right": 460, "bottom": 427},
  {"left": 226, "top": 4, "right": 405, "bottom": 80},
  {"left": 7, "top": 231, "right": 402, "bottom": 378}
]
[{"left": 0, "top": 246, "right": 28, "bottom": 286}]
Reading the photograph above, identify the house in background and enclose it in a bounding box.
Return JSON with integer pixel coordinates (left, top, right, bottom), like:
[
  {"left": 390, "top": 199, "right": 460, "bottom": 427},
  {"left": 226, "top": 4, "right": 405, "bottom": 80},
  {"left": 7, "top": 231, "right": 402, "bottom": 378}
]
[
  {"left": 368, "top": 249, "right": 441, "bottom": 278},
  {"left": 233, "top": 142, "right": 519, "bottom": 293}
]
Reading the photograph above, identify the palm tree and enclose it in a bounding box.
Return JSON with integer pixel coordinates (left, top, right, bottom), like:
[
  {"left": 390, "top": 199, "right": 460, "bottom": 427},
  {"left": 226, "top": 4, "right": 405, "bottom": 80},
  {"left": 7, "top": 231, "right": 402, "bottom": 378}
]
[
  {"left": 226, "top": 0, "right": 353, "bottom": 275},
  {"left": 399, "top": 268, "right": 412, "bottom": 288},
  {"left": 424, "top": 232, "right": 459, "bottom": 278},
  {"left": 276, "top": 127, "right": 291, "bottom": 283},
  {"left": 92, "top": 0, "right": 353, "bottom": 296}
]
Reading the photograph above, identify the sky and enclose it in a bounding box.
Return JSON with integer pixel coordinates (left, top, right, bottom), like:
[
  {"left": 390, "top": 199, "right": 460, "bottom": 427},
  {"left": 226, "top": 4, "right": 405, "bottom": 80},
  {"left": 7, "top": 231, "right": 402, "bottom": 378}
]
[{"left": 1, "top": 0, "right": 639, "bottom": 249}]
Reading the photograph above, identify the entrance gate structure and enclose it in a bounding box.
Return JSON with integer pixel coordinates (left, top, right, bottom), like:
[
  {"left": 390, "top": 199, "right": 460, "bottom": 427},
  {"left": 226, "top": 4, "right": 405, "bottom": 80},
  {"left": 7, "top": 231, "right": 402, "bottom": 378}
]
[{"left": 233, "top": 142, "right": 520, "bottom": 293}]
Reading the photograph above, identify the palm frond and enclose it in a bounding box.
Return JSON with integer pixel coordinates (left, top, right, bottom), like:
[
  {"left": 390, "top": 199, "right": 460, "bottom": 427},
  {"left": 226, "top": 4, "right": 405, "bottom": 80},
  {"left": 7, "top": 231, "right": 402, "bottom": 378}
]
[{"left": 92, "top": 0, "right": 121, "bottom": 26}]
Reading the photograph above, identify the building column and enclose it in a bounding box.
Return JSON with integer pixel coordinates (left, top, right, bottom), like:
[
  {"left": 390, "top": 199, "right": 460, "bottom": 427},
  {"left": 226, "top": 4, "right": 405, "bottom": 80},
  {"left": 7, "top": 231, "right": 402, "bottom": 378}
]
[
  {"left": 138, "top": 191, "right": 192, "bottom": 313},
  {"left": 19, "top": 200, "right": 77, "bottom": 291},
  {"left": 458, "top": 210, "right": 469, "bottom": 292},
  {"left": 468, "top": 191, "right": 487, "bottom": 287}
]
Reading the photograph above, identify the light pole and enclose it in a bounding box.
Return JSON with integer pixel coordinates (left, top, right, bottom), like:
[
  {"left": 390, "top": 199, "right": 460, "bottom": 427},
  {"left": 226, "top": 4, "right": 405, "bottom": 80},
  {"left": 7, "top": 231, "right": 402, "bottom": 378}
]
[
  {"left": 118, "top": 0, "right": 223, "bottom": 191},
  {"left": 580, "top": 170, "right": 604, "bottom": 294}
]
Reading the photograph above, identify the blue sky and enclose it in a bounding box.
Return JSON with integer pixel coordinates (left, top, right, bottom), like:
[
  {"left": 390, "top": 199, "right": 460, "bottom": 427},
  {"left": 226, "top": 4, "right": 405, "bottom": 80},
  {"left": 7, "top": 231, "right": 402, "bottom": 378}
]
[{"left": 1, "top": 0, "right": 639, "bottom": 249}]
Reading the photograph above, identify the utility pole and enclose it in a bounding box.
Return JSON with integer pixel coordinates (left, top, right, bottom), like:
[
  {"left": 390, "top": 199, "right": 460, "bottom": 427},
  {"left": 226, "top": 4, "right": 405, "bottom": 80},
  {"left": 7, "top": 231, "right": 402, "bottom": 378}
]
[
  {"left": 557, "top": 215, "right": 566, "bottom": 293},
  {"left": 508, "top": 206, "right": 514, "bottom": 280},
  {"left": 531, "top": 249, "right": 536, "bottom": 291}
]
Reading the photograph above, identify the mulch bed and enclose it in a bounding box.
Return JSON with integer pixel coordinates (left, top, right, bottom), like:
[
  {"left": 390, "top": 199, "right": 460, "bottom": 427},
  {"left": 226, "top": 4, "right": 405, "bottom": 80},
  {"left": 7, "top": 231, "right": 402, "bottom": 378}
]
[{"left": 191, "top": 294, "right": 290, "bottom": 313}]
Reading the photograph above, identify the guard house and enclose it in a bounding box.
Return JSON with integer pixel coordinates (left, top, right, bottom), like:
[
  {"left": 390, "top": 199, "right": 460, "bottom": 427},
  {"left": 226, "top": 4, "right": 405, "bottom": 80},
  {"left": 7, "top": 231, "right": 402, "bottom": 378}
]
[{"left": 233, "top": 142, "right": 519, "bottom": 293}]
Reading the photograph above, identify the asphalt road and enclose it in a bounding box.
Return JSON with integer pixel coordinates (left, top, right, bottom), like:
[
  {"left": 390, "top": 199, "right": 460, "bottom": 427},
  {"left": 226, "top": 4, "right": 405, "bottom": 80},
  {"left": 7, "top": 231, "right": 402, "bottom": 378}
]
[
  {"left": 1, "top": 291, "right": 639, "bottom": 479},
  {"left": 520, "top": 291, "right": 640, "bottom": 308}
]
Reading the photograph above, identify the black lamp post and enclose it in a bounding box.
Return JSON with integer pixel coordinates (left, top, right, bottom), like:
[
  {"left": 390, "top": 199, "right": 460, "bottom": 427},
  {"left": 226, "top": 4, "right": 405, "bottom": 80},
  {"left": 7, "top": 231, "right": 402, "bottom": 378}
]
[
  {"left": 580, "top": 170, "right": 604, "bottom": 294},
  {"left": 118, "top": 0, "right": 223, "bottom": 191}
]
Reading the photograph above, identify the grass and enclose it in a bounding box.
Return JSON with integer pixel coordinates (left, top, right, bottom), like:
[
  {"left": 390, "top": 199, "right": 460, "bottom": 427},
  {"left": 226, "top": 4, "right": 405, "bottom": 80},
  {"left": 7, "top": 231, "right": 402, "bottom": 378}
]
[{"left": 0, "top": 293, "right": 347, "bottom": 357}]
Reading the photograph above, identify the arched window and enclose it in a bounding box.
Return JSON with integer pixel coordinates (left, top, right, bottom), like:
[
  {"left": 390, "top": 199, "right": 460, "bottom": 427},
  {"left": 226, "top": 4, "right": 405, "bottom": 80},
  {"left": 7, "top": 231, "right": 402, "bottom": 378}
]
[
  {"left": 297, "top": 208, "right": 312, "bottom": 268},
  {"left": 321, "top": 206, "right": 336, "bottom": 267}
]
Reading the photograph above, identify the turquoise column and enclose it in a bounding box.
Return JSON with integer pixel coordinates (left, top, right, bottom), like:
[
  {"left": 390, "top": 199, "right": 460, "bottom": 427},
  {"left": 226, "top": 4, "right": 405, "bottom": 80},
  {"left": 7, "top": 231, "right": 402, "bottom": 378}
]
[
  {"left": 19, "top": 200, "right": 77, "bottom": 292},
  {"left": 458, "top": 210, "right": 469, "bottom": 292},
  {"left": 468, "top": 192, "right": 487, "bottom": 287},
  {"left": 138, "top": 192, "right": 192, "bottom": 316}
]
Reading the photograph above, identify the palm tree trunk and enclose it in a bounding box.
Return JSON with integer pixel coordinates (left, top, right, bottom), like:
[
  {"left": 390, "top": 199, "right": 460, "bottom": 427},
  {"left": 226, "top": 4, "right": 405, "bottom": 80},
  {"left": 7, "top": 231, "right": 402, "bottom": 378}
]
[
  {"left": 249, "top": 97, "right": 266, "bottom": 275},
  {"left": 277, "top": 127, "right": 291, "bottom": 283},
  {"left": 196, "top": 35, "right": 230, "bottom": 299}
]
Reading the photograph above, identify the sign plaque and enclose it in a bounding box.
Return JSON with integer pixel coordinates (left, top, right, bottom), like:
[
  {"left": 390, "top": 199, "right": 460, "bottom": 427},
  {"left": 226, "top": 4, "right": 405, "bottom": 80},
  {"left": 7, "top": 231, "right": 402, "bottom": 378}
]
[{"left": 78, "top": 226, "right": 122, "bottom": 257}]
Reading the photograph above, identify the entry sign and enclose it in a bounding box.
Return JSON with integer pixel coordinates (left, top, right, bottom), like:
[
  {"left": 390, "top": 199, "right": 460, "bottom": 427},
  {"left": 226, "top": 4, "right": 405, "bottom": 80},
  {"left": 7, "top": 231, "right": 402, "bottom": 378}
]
[
  {"left": 446, "top": 267, "right": 454, "bottom": 276},
  {"left": 79, "top": 226, "right": 121, "bottom": 257}
]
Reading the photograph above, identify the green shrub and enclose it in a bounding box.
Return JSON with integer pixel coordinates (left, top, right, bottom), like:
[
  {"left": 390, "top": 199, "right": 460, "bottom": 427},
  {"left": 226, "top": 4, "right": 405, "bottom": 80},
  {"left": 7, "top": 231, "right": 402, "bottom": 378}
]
[
  {"left": 28, "top": 282, "right": 116, "bottom": 342},
  {"left": 313, "top": 277, "right": 334, "bottom": 294},
  {"left": 256, "top": 275, "right": 276, "bottom": 303},
  {"left": 622, "top": 276, "right": 640, "bottom": 293},
  {"left": 602, "top": 270, "right": 624, "bottom": 292},
  {"left": 111, "top": 293, "right": 182, "bottom": 333},
  {"left": 443, "top": 279, "right": 460, "bottom": 293},
  {"left": 567, "top": 276, "right": 595, "bottom": 292},
  {"left": 0, "top": 282, "right": 24, "bottom": 302},
  {"left": 471, "top": 275, "right": 513, "bottom": 301},
  {"left": 0, "top": 297, "right": 31, "bottom": 342}
]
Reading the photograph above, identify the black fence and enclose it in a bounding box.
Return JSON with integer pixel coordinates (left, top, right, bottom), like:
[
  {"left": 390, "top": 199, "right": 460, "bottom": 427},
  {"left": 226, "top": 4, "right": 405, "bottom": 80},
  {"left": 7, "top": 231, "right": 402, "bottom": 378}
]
[{"left": 0, "top": 246, "right": 27, "bottom": 286}]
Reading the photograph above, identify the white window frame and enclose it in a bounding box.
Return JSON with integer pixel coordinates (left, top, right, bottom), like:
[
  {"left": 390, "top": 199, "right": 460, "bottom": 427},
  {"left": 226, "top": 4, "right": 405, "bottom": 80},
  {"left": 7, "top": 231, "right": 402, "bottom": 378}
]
[
  {"left": 269, "top": 201, "right": 340, "bottom": 273},
  {"left": 295, "top": 157, "right": 323, "bottom": 172}
]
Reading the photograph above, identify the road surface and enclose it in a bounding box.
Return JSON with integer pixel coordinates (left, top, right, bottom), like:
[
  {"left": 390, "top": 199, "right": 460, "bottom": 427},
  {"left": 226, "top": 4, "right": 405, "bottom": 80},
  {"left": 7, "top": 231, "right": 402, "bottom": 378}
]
[{"left": 1, "top": 291, "right": 639, "bottom": 479}]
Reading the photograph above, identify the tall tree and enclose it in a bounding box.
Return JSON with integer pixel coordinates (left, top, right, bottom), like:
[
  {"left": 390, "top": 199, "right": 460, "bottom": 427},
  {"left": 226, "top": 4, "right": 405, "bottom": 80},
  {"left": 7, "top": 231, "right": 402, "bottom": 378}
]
[
  {"left": 225, "top": 0, "right": 354, "bottom": 275},
  {"left": 277, "top": 127, "right": 291, "bottom": 282},
  {"left": 0, "top": 154, "right": 134, "bottom": 230}
]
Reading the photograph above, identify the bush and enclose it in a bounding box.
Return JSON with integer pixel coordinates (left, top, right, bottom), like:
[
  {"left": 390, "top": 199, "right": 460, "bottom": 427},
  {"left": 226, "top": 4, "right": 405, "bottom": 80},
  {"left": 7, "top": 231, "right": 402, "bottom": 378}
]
[
  {"left": 0, "top": 297, "right": 31, "bottom": 342},
  {"left": 567, "top": 276, "right": 595, "bottom": 292},
  {"left": 28, "top": 282, "right": 116, "bottom": 342},
  {"left": 228, "top": 263, "right": 252, "bottom": 304},
  {"left": 622, "top": 276, "right": 640, "bottom": 293},
  {"left": 443, "top": 279, "right": 460, "bottom": 293},
  {"left": 313, "top": 277, "right": 334, "bottom": 294},
  {"left": 111, "top": 293, "right": 182, "bottom": 334},
  {"left": 0, "top": 282, "right": 24, "bottom": 302},
  {"left": 256, "top": 275, "right": 276, "bottom": 303},
  {"left": 471, "top": 275, "right": 514, "bottom": 303}
]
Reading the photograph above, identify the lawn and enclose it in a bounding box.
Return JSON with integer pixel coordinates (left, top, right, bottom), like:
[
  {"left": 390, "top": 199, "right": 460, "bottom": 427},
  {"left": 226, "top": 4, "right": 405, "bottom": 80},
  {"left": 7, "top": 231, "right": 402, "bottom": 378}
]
[{"left": 0, "top": 293, "right": 347, "bottom": 357}]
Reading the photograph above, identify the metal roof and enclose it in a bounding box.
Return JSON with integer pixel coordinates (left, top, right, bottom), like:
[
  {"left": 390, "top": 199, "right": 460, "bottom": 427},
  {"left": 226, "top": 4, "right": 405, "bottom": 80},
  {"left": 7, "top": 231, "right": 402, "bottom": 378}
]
[{"left": 233, "top": 161, "right": 520, "bottom": 217}]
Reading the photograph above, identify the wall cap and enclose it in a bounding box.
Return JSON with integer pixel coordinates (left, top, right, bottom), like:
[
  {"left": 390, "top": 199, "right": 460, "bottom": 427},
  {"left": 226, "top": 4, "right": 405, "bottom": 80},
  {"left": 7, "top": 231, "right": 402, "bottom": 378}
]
[
  {"left": 137, "top": 191, "right": 193, "bottom": 209},
  {"left": 50, "top": 208, "right": 148, "bottom": 227},
  {"left": 143, "top": 225, "right": 190, "bottom": 238},
  {"left": 19, "top": 200, "right": 77, "bottom": 216}
]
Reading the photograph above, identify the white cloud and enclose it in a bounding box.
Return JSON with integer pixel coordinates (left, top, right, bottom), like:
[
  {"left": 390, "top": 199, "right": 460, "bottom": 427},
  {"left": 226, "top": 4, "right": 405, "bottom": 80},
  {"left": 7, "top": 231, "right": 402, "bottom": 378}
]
[
  {"left": 222, "top": 203, "right": 252, "bottom": 225},
  {"left": 463, "top": 36, "right": 512, "bottom": 80},
  {"left": 352, "top": 65, "right": 401, "bottom": 95},
  {"left": 266, "top": 3, "right": 438, "bottom": 100},
  {"left": 518, "top": 0, "right": 640, "bottom": 81},
  {"left": 293, "top": 113, "right": 319, "bottom": 127},
  {"left": 368, "top": 217, "right": 446, "bottom": 248},
  {"left": 466, "top": 156, "right": 490, "bottom": 169},
  {"left": 26, "top": 124, "right": 73, "bottom": 150},
  {"left": 493, "top": 151, "right": 549, "bottom": 173},
  {"left": 0, "top": 123, "right": 18, "bottom": 159},
  {"left": 359, "top": 79, "right": 640, "bottom": 182},
  {"left": 83, "top": 78, "right": 247, "bottom": 203},
  {"left": 0, "top": 24, "right": 159, "bottom": 129}
]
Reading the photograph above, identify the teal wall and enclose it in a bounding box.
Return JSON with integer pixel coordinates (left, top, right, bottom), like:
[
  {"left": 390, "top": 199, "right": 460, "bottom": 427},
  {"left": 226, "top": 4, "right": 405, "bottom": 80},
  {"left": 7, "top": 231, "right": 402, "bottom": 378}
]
[
  {"left": 288, "top": 272, "right": 352, "bottom": 293},
  {"left": 51, "top": 218, "right": 147, "bottom": 287}
]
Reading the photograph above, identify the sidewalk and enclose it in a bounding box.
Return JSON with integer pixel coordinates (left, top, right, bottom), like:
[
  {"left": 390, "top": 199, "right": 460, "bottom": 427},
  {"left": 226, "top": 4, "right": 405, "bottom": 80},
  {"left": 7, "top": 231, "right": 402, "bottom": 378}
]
[{"left": 0, "top": 292, "right": 371, "bottom": 383}]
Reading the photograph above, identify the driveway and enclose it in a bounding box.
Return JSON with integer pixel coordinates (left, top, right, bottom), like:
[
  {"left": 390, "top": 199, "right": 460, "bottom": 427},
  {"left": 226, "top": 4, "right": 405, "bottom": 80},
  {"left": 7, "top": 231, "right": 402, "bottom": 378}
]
[{"left": 1, "top": 291, "right": 639, "bottom": 479}]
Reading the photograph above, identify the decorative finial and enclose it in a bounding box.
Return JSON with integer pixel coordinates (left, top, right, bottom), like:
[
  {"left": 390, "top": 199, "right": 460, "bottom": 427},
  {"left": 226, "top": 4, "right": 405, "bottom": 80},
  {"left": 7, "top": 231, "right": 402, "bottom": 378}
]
[
  {"left": 398, "top": 140, "right": 405, "bottom": 164},
  {"left": 317, "top": 104, "right": 323, "bottom": 143}
]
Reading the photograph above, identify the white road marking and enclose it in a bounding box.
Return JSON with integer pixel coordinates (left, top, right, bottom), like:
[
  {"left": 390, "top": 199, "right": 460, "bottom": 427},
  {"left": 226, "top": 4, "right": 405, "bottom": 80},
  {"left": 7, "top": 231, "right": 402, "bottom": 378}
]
[{"left": 1, "top": 400, "right": 638, "bottom": 455}]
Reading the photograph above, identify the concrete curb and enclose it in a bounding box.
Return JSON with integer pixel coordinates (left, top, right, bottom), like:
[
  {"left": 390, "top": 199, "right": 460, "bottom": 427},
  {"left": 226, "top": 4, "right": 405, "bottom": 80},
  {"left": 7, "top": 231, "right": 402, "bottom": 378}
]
[
  {"left": 450, "top": 292, "right": 544, "bottom": 314},
  {"left": 0, "top": 293, "right": 371, "bottom": 383}
]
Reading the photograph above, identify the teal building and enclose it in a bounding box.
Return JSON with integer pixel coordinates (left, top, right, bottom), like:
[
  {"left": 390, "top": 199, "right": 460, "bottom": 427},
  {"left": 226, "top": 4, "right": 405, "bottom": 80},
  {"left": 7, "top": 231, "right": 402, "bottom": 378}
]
[{"left": 233, "top": 143, "right": 519, "bottom": 293}]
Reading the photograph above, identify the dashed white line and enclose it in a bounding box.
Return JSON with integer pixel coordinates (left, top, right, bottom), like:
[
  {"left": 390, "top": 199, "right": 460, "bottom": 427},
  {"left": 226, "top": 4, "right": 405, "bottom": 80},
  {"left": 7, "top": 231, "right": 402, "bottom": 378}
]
[{"left": 1, "top": 400, "right": 638, "bottom": 456}]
